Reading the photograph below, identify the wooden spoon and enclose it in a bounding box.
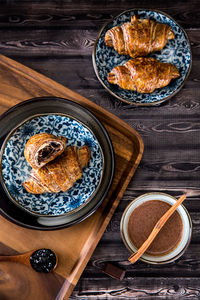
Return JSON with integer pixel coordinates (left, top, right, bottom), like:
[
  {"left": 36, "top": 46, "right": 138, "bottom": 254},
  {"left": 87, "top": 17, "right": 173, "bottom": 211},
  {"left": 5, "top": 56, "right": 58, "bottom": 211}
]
[
  {"left": 0, "top": 248, "right": 58, "bottom": 273},
  {"left": 128, "top": 194, "right": 186, "bottom": 264}
]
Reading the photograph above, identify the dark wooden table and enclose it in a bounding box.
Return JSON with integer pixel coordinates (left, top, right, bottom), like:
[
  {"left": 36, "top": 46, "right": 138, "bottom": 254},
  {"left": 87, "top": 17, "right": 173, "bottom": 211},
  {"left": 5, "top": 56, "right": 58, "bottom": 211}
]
[{"left": 0, "top": 1, "right": 199, "bottom": 299}]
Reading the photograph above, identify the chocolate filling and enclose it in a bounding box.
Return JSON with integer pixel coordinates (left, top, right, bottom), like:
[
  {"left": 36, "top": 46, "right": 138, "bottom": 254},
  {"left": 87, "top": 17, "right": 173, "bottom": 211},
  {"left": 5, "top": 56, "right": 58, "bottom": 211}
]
[{"left": 37, "top": 142, "right": 61, "bottom": 164}]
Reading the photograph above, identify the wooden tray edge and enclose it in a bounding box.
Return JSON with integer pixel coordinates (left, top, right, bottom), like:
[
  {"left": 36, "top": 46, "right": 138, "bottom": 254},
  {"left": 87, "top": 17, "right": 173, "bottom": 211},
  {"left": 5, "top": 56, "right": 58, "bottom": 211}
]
[{"left": 0, "top": 54, "right": 144, "bottom": 300}]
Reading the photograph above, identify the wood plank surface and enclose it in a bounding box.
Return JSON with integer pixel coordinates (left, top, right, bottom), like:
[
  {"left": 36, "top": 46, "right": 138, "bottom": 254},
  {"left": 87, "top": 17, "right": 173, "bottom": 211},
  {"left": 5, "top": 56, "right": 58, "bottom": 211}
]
[{"left": 0, "top": 0, "right": 199, "bottom": 299}]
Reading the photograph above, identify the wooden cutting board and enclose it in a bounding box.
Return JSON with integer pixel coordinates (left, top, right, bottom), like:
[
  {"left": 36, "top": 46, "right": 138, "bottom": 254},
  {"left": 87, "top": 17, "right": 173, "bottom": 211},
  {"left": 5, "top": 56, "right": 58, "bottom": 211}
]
[{"left": 0, "top": 54, "right": 143, "bottom": 300}]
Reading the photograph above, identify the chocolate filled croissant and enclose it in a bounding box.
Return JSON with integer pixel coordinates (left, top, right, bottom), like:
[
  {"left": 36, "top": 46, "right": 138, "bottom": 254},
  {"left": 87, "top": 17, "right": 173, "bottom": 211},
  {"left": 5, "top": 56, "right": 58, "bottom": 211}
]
[
  {"left": 24, "top": 133, "right": 67, "bottom": 169},
  {"left": 107, "top": 57, "right": 180, "bottom": 93},
  {"left": 23, "top": 145, "right": 90, "bottom": 194},
  {"left": 104, "top": 15, "right": 175, "bottom": 58}
]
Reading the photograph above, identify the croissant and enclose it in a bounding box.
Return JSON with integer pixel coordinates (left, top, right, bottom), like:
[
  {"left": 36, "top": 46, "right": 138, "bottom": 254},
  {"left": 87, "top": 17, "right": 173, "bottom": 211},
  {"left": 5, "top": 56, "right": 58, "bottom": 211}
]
[
  {"left": 107, "top": 57, "right": 180, "bottom": 93},
  {"left": 22, "top": 145, "right": 90, "bottom": 194},
  {"left": 24, "top": 133, "right": 67, "bottom": 169},
  {"left": 104, "top": 15, "right": 175, "bottom": 58}
]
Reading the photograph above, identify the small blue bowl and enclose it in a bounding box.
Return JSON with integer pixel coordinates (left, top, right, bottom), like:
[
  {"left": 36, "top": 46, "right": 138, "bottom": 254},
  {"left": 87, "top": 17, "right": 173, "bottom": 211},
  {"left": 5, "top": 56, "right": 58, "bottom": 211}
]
[{"left": 93, "top": 9, "right": 192, "bottom": 106}]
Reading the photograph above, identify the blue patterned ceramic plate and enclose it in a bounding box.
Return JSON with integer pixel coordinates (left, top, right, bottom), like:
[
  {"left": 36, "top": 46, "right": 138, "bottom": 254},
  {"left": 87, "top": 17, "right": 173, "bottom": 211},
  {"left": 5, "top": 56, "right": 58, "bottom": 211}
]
[
  {"left": 93, "top": 9, "right": 192, "bottom": 106},
  {"left": 0, "top": 97, "right": 114, "bottom": 229},
  {"left": 0, "top": 114, "right": 104, "bottom": 216}
]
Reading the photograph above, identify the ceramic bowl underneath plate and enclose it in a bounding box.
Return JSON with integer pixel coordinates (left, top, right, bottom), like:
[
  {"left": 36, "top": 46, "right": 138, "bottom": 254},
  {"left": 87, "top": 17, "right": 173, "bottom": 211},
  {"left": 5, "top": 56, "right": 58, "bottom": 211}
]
[
  {"left": 120, "top": 192, "right": 192, "bottom": 264},
  {"left": 93, "top": 9, "right": 192, "bottom": 106},
  {"left": 0, "top": 97, "right": 114, "bottom": 230}
]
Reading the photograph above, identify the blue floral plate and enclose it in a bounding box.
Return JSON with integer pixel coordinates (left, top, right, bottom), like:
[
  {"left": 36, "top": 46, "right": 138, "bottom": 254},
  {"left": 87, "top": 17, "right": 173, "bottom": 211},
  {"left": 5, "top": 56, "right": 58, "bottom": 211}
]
[
  {"left": 1, "top": 114, "right": 103, "bottom": 216},
  {"left": 92, "top": 9, "right": 192, "bottom": 106},
  {"left": 0, "top": 97, "right": 114, "bottom": 230}
]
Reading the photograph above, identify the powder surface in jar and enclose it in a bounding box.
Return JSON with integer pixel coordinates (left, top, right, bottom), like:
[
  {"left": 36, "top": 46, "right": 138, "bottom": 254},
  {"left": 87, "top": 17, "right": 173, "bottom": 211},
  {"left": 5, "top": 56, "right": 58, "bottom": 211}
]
[{"left": 128, "top": 200, "right": 183, "bottom": 256}]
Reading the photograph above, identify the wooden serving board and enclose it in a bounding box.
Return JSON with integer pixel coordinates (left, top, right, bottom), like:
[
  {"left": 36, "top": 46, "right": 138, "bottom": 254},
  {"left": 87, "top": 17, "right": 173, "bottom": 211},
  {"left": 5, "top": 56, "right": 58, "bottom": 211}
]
[{"left": 0, "top": 54, "right": 143, "bottom": 300}]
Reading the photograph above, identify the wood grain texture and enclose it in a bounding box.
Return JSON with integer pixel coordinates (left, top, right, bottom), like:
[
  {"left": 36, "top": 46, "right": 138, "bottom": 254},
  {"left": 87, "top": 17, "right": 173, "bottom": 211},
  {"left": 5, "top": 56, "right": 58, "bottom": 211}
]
[
  {"left": 0, "top": 1, "right": 199, "bottom": 299},
  {"left": 0, "top": 28, "right": 198, "bottom": 57}
]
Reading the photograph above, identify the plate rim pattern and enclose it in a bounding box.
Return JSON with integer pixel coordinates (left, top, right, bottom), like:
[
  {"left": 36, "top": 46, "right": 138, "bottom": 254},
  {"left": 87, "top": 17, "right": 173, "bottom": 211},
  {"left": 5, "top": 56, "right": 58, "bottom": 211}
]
[
  {"left": 92, "top": 8, "right": 193, "bottom": 106},
  {"left": 0, "top": 96, "right": 115, "bottom": 230}
]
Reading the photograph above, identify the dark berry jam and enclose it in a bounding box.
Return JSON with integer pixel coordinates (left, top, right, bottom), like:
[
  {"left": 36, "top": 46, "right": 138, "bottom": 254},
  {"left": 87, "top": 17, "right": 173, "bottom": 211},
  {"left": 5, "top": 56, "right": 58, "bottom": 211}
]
[{"left": 30, "top": 249, "right": 57, "bottom": 273}]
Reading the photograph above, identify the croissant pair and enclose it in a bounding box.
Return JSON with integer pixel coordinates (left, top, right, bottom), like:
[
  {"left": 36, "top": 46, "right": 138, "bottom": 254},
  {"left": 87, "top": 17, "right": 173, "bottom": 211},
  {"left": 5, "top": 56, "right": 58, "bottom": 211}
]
[
  {"left": 23, "top": 133, "right": 90, "bottom": 194},
  {"left": 104, "top": 15, "right": 179, "bottom": 93}
]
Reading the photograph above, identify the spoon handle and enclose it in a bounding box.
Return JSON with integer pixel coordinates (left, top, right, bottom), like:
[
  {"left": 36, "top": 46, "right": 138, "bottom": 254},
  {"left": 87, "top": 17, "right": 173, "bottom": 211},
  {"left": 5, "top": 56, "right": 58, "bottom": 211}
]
[
  {"left": 0, "top": 254, "right": 30, "bottom": 266},
  {"left": 128, "top": 194, "right": 186, "bottom": 264},
  {"left": 0, "top": 255, "right": 19, "bottom": 262}
]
